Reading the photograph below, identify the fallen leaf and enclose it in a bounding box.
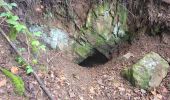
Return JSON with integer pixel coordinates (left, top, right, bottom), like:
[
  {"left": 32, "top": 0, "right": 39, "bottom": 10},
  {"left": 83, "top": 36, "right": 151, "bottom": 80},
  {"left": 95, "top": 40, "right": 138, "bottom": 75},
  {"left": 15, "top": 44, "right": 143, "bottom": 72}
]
[
  {"left": 140, "top": 89, "right": 146, "bottom": 94},
  {"left": 151, "top": 88, "right": 157, "bottom": 96},
  {"left": 89, "top": 87, "right": 95, "bottom": 94},
  {"left": 118, "top": 87, "right": 125, "bottom": 91},
  {"left": 10, "top": 66, "right": 19, "bottom": 74},
  {"left": 122, "top": 52, "right": 134, "bottom": 59},
  {"left": 0, "top": 79, "right": 7, "bottom": 87},
  {"left": 161, "top": 86, "right": 168, "bottom": 93},
  {"left": 156, "top": 94, "right": 162, "bottom": 99}
]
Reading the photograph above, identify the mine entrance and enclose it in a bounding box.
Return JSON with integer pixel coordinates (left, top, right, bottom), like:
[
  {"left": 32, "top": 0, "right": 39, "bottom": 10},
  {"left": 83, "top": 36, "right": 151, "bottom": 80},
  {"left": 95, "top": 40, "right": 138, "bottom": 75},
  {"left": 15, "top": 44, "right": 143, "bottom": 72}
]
[{"left": 79, "top": 49, "right": 109, "bottom": 67}]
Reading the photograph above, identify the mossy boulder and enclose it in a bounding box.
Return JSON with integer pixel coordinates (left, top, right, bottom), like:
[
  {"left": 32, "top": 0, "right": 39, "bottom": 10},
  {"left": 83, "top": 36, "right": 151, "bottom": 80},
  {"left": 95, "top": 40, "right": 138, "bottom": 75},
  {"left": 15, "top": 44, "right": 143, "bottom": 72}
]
[
  {"left": 121, "top": 52, "right": 170, "bottom": 90},
  {"left": 83, "top": 1, "right": 129, "bottom": 59},
  {"left": 73, "top": 42, "right": 94, "bottom": 63}
]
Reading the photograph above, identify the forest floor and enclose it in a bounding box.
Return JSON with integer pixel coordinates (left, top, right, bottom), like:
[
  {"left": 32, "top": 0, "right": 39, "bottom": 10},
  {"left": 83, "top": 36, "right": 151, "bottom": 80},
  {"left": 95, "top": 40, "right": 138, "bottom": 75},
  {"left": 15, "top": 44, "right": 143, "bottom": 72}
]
[{"left": 0, "top": 30, "right": 170, "bottom": 100}]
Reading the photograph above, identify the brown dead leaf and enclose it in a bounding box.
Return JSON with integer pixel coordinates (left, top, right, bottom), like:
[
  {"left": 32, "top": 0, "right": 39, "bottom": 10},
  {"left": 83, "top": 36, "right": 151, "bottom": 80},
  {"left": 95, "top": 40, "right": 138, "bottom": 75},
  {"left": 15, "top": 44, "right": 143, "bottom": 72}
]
[
  {"left": 10, "top": 66, "right": 19, "bottom": 74},
  {"left": 0, "top": 79, "right": 7, "bottom": 87},
  {"left": 151, "top": 89, "right": 157, "bottom": 96},
  {"left": 151, "top": 88, "right": 163, "bottom": 100},
  {"left": 156, "top": 94, "right": 162, "bottom": 99},
  {"left": 161, "top": 86, "right": 169, "bottom": 93},
  {"left": 89, "top": 87, "right": 95, "bottom": 94}
]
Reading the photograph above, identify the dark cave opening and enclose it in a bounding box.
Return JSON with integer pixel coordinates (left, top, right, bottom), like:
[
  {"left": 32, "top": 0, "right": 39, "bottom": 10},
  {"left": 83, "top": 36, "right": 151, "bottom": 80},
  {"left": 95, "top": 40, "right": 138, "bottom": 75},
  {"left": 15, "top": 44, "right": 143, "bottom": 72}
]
[{"left": 79, "top": 49, "right": 109, "bottom": 67}]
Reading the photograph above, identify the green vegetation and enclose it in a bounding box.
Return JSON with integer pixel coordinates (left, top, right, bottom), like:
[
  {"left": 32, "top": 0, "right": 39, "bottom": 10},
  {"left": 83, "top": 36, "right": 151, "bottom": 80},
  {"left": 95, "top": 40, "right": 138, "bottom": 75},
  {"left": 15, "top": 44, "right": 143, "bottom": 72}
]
[
  {"left": 0, "top": 0, "right": 46, "bottom": 75},
  {"left": 74, "top": 42, "right": 93, "bottom": 58},
  {"left": 0, "top": 67, "right": 25, "bottom": 96},
  {"left": 0, "top": 0, "right": 46, "bottom": 54},
  {"left": 15, "top": 56, "right": 33, "bottom": 74}
]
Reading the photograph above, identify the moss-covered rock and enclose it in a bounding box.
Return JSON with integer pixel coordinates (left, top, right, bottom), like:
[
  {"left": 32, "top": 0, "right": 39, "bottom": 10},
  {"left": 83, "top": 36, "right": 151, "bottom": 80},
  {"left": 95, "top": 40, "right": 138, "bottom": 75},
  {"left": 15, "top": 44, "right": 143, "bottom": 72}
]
[
  {"left": 82, "top": 1, "right": 129, "bottom": 59},
  {"left": 0, "top": 67, "right": 25, "bottom": 96},
  {"left": 28, "top": 1, "right": 130, "bottom": 64},
  {"left": 121, "top": 52, "right": 170, "bottom": 90}
]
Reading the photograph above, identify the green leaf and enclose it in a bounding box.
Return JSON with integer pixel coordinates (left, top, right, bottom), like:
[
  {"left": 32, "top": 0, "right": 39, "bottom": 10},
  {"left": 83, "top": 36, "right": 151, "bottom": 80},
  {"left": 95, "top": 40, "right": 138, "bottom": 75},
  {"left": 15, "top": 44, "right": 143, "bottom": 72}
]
[
  {"left": 6, "top": 4, "right": 13, "bottom": 10},
  {"left": 39, "top": 45, "right": 46, "bottom": 51},
  {"left": 0, "top": 1, "right": 8, "bottom": 7},
  {"left": 0, "top": 12, "right": 12, "bottom": 17},
  {"left": 14, "top": 24, "right": 26, "bottom": 32},
  {"left": 15, "top": 57, "right": 25, "bottom": 66},
  {"left": 6, "top": 19, "right": 18, "bottom": 25},
  {"left": 26, "top": 65, "right": 33, "bottom": 74},
  {"left": 32, "top": 59, "right": 38, "bottom": 65},
  {"left": 31, "top": 40, "right": 40, "bottom": 46},
  {"left": 11, "top": 15, "right": 19, "bottom": 21},
  {"left": 0, "top": 12, "right": 7, "bottom": 17},
  {"left": 9, "top": 27, "right": 17, "bottom": 40},
  {"left": 33, "top": 31, "right": 42, "bottom": 37},
  {"left": 18, "top": 48, "right": 26, "bottom": 52},
  {"left": 10, "top": 3, "right": 17, "bottom": 7}
]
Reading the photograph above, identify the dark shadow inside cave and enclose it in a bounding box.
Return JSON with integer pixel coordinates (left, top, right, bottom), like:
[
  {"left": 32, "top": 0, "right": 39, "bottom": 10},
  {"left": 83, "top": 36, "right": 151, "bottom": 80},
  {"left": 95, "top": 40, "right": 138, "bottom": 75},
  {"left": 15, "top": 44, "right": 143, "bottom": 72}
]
[{"left": 79, "top": 49, "right": 109, "bottom": 67}]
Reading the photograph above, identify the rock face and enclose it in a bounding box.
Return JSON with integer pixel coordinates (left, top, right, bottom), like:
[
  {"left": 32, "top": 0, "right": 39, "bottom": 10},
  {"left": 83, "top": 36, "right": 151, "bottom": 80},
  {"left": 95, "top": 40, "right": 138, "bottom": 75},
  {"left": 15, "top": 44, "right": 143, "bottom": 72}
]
[
  {"left": 28, "top": 1, "right": 130, "bottom": 64},
  {"left": 121, "top": 52, "right": 169, "bottom": 90},
  {"left": 29, "top": 25, "right": 69, "bottom": 50}
]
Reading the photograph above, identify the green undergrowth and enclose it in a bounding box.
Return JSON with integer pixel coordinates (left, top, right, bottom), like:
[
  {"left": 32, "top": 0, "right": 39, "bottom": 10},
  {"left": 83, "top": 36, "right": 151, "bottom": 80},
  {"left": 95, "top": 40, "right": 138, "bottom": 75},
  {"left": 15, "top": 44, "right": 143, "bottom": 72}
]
[
  {"left": 0, "top": 0, "right": 46, "bottom": 54},
  {"left": 0, "top": 67, "right": 25, "bottom": 96}
]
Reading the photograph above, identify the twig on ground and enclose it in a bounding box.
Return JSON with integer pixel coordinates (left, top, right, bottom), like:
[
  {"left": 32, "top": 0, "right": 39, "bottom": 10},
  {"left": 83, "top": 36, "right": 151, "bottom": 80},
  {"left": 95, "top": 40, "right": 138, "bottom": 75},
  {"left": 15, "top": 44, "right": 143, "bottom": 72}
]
[
  {"left": 154, "top": 44, "right": 170, "bottom": 48},
  {"left": 0, "top": 17, "right": 7, "bottom": 25},
  {"left": 0, "top": 28, "right": 54, "bottom": 100},
  {"left": 25, "top": 33, "right": 30, "bottom": 62}
]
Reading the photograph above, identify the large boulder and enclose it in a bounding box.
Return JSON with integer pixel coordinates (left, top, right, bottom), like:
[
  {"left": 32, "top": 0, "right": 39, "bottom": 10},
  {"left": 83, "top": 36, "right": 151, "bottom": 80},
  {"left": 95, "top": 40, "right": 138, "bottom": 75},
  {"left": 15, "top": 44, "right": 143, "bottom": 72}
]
[
  {"left": 29, "top": 25, "right": 69, "bottom": 50},
  {"left": 121, "top": 52, "right": 169, "bottom": 90}
]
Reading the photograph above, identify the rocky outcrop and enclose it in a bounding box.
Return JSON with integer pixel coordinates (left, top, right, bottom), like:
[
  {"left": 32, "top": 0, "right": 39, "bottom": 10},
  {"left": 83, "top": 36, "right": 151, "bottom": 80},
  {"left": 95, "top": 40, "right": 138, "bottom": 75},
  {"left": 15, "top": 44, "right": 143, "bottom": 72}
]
[
  {"left": 29, "top": 1, "right": 130, "bottom": 64},
  {"left": 121, "top": 52, "right": 170, "bottom": 90}
]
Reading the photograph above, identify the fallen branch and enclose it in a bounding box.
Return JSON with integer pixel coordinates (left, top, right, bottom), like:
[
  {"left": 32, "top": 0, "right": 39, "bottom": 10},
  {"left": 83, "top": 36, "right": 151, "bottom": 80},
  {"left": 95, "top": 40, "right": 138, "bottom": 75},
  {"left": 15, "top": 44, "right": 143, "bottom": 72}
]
[{"left": 0, "top": 28, "right": 54, "bottom": 100}]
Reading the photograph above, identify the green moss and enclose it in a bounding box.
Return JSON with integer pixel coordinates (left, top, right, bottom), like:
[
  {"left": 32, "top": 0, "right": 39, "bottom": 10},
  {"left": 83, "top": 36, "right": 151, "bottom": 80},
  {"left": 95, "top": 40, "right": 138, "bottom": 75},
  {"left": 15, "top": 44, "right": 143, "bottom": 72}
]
[
  {"left": 132, "top": 64, "right": 150, "bottom": 89},
  {"left": 117, "top": 5, "right": 128, "bottom": 31},
  {"left": 86, "top": 10, "right": 96, "bottom": 28},
  {"left": 74, "top": 42, "right": 93, "bottom": 58},
  {"left": 94, "top": 2, "right": 109, "bottom": 16},
  {"left": 0, "top": 67, "right": 25, "bottom": 96},
  {"left": 96, "top": 35, "right": 105, "bottom": 46},
  {"left": 121, "top": 68, "right": 135, "bottom": 86},
  {"left": 85, "top": 2, "right": 110, "bottom": 28}
]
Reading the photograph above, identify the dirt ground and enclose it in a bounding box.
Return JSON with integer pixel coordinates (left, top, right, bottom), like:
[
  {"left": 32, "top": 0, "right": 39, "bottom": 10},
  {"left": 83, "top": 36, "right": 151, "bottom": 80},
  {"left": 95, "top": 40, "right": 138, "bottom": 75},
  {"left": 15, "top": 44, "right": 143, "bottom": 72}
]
[{"left": 0, "top": 31, "right": 170, "bottom": 100}]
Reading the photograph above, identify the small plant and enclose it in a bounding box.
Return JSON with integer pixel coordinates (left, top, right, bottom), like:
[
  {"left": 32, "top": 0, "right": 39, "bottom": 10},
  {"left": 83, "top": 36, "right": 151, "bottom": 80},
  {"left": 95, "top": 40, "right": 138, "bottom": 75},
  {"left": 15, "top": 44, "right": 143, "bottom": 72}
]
[
  {"left": 0, "top": 0, "right": 46, "bottom": 57},
  {"left": 15, "top": 56, "right": 33, "bottom": 74},
  {"left": 0, "top": 0, "right": 46, "bottom": 52},
  {"left": 0, "top": 0, "right": 46, "bottom": 75}
]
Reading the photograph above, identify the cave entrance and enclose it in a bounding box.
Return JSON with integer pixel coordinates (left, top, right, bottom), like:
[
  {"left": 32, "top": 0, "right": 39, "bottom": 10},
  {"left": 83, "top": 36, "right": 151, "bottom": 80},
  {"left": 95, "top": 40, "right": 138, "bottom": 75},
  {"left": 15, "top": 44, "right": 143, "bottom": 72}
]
[{"left": 79, "top": 49, "right": 109, "bottom": 67}]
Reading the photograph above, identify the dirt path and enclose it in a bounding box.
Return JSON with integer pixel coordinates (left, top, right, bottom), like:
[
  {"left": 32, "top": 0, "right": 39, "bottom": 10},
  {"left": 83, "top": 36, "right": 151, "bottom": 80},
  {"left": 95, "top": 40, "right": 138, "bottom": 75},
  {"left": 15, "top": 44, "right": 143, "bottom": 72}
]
[
  {"left": 41, "top": 33, "right": 170, "bottom": 100},
  {"left": 0, "top": 33, "right": 170, "bottom": 100}
]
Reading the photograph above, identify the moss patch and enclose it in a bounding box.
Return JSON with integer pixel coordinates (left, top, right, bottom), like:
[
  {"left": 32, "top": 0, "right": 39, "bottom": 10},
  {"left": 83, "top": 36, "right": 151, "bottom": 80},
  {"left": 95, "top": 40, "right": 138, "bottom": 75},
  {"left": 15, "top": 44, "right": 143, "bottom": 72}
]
[{"left": 0, "top": 67, "right": 25, "bottom": 96}]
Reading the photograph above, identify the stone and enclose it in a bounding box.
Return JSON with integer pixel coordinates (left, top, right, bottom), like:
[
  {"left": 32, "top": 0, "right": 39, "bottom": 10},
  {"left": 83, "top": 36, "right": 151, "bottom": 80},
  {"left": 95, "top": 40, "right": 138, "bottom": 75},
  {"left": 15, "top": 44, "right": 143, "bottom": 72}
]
[
  {"left": 29, "top": 25, "right": 69, "bottom": 50},
  {"left": 121, "top": 52, "right": 169, "bottom": 90},
  {"left": 140, "top": 89, "right": 146, "bottom": 94},
  {"left": 68, "top": 90, "right": 76, "bottom": 98},
  {"left": 28, "top": 1, "right": 130, "bottom": 64},
  {"left": 84, "top": 2, "right": 129, "bottom": 59},
  {"left": 122, "top": 52, "right": 135, "bottom": 60}
]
